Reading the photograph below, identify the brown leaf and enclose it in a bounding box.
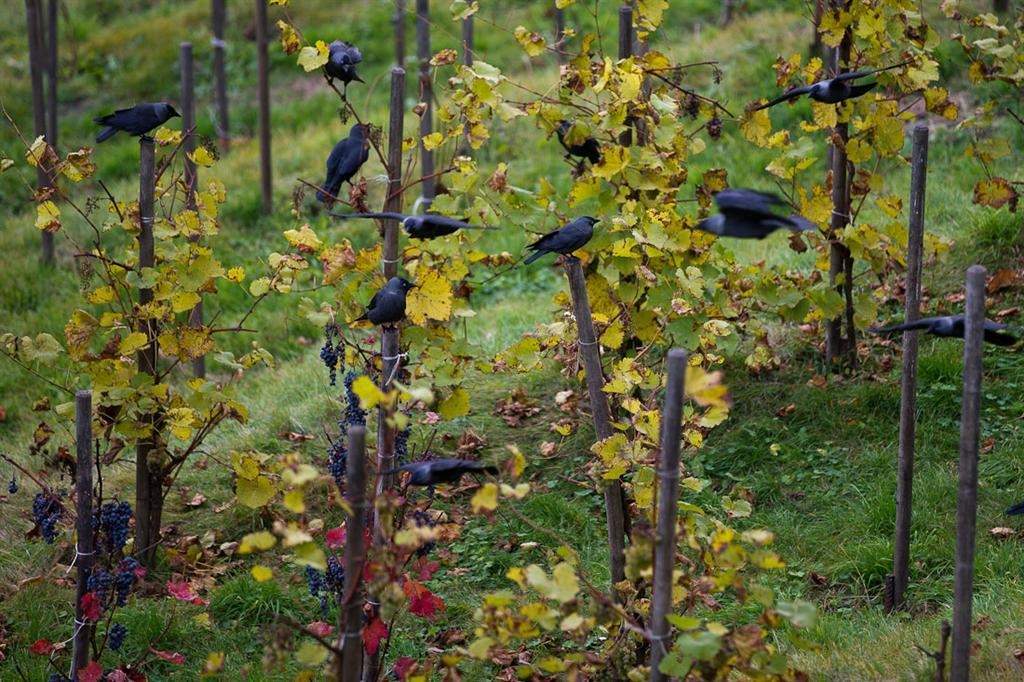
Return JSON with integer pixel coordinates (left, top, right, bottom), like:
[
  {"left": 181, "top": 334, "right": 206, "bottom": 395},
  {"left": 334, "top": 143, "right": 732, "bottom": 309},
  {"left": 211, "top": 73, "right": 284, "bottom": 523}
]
[
  {"left": 540, "top": 441, "right": 557, "bottom": 457},
  {"left": 987, "top": 269, "right": 1021, "bottom": 295},
  {"left": 278, "top": 431, "right": 315, "bottom": 443},
  {"left": 788, "top": 231, "right": 808, "bottom": 253},
  {"left": 776, "top": 404, "right": 796, "bottom": 418},
  {"left": 982, "top": 437, "right": 996, "bottom": 454},
  {"left": 456, "top": 429, "right": 486, "bottom": 456},
  {"left": 996, "top": 307, "right": 1020, "bottom": 319},
  {"left": 808, "top": 375, "right": 827, "bottom": 389},
  {"left": 184, "top": 493, "right": 207, "bottom": 508},
  {"left": 493, "top": 388, "right": 542, "bottom": 427},
  {"left": 989, "top": 527, "right": 1016, "bottom": 540}
]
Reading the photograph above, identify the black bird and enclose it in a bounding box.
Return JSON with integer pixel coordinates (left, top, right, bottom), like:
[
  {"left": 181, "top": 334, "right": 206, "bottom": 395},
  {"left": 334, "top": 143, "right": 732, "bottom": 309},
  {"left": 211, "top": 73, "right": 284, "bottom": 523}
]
[
  {"left": 754, "top": 63, "right": 907, "bottom": 110},
  {"left": 390, "top": 459, "right": 498, "bottom": 487},
  {"left": 556, "top": 121, "right": 602, "bottom": 165},
  {"left": 324, "top": 41, "right": 363, "bottom": 94},
  {"left": 869, "top": 315, "right": 1018, "bottom": 346},
  {"left": 318, "top": 124, "right": 370, "bottom": 203},
  {"left": 332, "top": 211, "right": 495, "bottom": 240},
  {"left": 696, "top": 188, "right": 815, "bottom": 239},
  {"left": 356, "top": 277, "right": 416, "bottom": 326},
  {"left": 1006, "top": 500, "right": 1024, "bottom": 515},
  {"left": 524, "top": 216, "right": 600, "bottom": 264},
  {"left": 94, "top": 102, "right": 180, "bottom": 143}
]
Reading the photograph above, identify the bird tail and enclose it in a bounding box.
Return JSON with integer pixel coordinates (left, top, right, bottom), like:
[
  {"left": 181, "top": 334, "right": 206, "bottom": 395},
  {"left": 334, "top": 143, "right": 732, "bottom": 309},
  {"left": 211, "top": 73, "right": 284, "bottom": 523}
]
[
  {"left": 471, "top": 254, "right": 527, "bottom": 287},
  {"left": 786, "top": 214, "right": 817, "bottom": 232},
  {"left": 95, "top": 126, "right": 118, "bottom": 143},
  {"left": 1006, "top": 500, "right": 1024, "bottom": 515},
  {"left": 868, "top": 322, "right": 914, "bottom": 335},
  {"left": 331, "top": 212, "right": 405, "bottom": 221},
  {"left": 984, "top": 329, "right": 1018, "bottom": 346},
  {"left": 848, "top": 82, "right": 877, "bottom": 98},
  {"left": 317, "top": 182, "right": 343, "bottom": 204},
  {"left": 480, "top": 465, "right": 499, "bottom": 475},
  {"left": 523, "top": 249, "right": 545, "bottom": 265}
]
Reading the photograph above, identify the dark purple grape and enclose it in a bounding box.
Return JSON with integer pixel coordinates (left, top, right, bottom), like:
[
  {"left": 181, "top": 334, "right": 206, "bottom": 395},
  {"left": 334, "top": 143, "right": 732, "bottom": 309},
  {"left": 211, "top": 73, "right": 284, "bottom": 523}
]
[
  {"left": 343, "top": 373, "right": 366, "bottom": 426},
  {"left": 87, "top": 569, "right": 113, "bottom": 603},
  {"left": 114, "top": 558, "right": 141, "bottom": 606},
  {"left": 108, "top": 622, "right": 127, "bottom": 651},
  {"left": 99, "top": 501, "right": 132, "bottom": 553},
  {"left": 325, "top": 555, "right": 345, "bottom": 596},
  {"left": 7, "top": 476, "right": 17, "bottom": 494},
  {"left": 32, "top": 492, "right": 62, "bottom": 544},
  {"left": 320, "top": 324, "right": 342, "bottom": 385}
]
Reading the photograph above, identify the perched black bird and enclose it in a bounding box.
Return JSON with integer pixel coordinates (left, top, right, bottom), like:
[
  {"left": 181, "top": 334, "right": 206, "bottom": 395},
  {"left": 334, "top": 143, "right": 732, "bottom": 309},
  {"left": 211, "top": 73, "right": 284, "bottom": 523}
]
[
  {"left": 318, "top": 124, "right": 370, "bottom": 203},
  {"left": 324, "top": 41, "right": 363, "bottom": 94},
  {"left": 869, "top": 315, "right": 1018, "bottom": 346},
  {"left": 1006, "top": 500, "right": 1024, "bottom": 515},
  {"left": 696, "top": 189, "right": 815, "bottom": 239},
  {"left": 332, "top": 211, "right": 495, "bottom": 240},
  {"left": 524, "top": 216, "right": 600, "bottom": 264},
  {"left": 94, "top": 102, "right": 180, "bottom": 143},
  {"left": 556, "top": 121, "right": 602, "bottom": 165},
  {"left": 390, "top": 459, "right": 498, "bottom": 487},
  {"left": 754, "top": 63, "right": 907, "bottom": 110},
  {"left": 356, "top": 277, "right": 416, "bottom": 326}
]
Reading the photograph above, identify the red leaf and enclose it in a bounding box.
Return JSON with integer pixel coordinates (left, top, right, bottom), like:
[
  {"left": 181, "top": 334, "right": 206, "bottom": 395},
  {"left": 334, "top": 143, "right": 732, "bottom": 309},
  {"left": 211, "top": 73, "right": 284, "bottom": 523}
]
[
  {"left": 30, "top": 639, "right": 54, "bottom": 655},
  {"left": 307, "top": 621, "right": 334, "bottom": 638},
  {"left": 150, "top": 648, "right": 186, "bottom": 665},
  {"left": 393, "top": 656, "right": 417, "bottom": 680},
  {"left": 79, "top": 661, "right": 104, "bottom": 682},
  {"left": 165, "top": 580, "right": 208, "bottom": 606},
  {"left": 325, "top": 525, "right": 346, "bottom": 549},
  {"left": 363, "top": 617, "right": 389, "bottom": 656},
  {"left": 413, "top": 557, "right": 440, "bottom": 581},
  {"left": 403, "top": 578, "right": 445, "bottom": 620},
  {"left": 81, "top": 592, "right": 103, "bottom": 621},
  {"left": 106, "top": 671, "right": 131, "bottom": 682}
]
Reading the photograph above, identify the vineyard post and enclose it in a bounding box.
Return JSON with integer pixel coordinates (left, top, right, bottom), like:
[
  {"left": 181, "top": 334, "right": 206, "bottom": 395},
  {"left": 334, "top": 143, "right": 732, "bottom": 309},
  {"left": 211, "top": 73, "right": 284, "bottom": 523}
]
[
  {"left": 255, "top": 0, "right": 272, "bottom": 215},
  {"left": 951, "top": 265, "right": 986, "bottom": 682},
  {"left": 72, "top": 390, "right": 95, "bottom": 677},
  {"left": 25, "top": 0, "right": 54, "bottom": 265},
  {"left": 648, "top": 349, "right": 687, "bottom": 681},
  {"left": 45, "top": 0, "right": 58, "bottom": 154},
  {"left": 415, "top": 0, "right": 435, "bottom": 207},
  {"left": 994, "top": 0, "right": 1009, "bottom": 13},
  {"left": 617, "top": 4, "right": 633, "bottom": 148},
  {"left": 888, "top": 124, "right": 928, "bottom": 613},
  {"left": 212, "top": 0, "right": 230, "bottom": 151},
  {"left": 180, "top": 41, "right": 206, "bottom": 379},
  {"left": 462, "top": 13, "right": 473, "bottom": 66},
  {"left": 135, "top": 137, "right": 161, "bottom": 570},
  {"left": 825, "top": 0, "right": 855, "bottom": 369},
  {"left": 394, "top": 0, "right": 406, "bottom": 68},
  {"left": 721, "top": 0, "right": 735, "bottom": 25},
  {"left": 338, "top": 425, "right": 367, "bottom": 682},
  {"left": 810, "top": 0, "right": 824, "bottom": 60},
  {"left": 554, "top": 4, "right": 565, "bottom": 66},
  {"left": 563, "top": 257, "right": 627, "bottom": 585}
]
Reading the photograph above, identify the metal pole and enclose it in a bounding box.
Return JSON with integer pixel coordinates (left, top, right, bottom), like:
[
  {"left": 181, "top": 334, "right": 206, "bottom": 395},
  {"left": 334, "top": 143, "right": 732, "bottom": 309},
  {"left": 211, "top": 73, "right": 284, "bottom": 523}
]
[
  {"left": 255, "top": 0, "right": 272, "bottom": 214},
  {"left": 212, "top": 0, "right": 230, "bottom": 151},
  {"left": 72, "top": 390, "right": 94, "bottom": 677},
  {"left": 415, "top": 0, "right": 434, "bottom": 206},
  {"left": 950, "top": 265, "right": 987, "bottom": 682},
  {"left": 338, "top": 425, "right": 367, "bottom": 682},
  {"left": 648, "top": 350, "right": 687, "bottom": 681}
]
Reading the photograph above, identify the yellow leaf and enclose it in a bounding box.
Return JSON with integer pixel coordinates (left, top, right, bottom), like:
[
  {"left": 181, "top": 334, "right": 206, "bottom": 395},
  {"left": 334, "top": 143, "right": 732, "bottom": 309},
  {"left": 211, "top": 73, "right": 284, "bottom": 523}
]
[
  {"left": 237, "top": 475, "right": 276, "bottom": 508},
  {"left": 188, "top": 146, "right": 215, "bottom": 168},
  {"left": 974, "top": 177, "right": 1017, "bottom": 210},
  {"left": 422, "top": 132, "right": 444, "bottom": 151},
  {"left": 845, "top": 138, "right": 873, "bottom": 164},
  {"left": 153, "top": 127, "right": 182, "bottom": 146},
  {"left": 592, "top": 145, "right": 628, "bottom": 179},
  {"left": 513, "top": 26, "right": 547, "bottom": 57},
  {"left": 226, "top": 266, "right": 245, "bottom": 283},
  {"left": 35, "top": 201, "right": 61, "bottom": 233},
  {"left": 239, "top": 530, "right": 277, "bottom": 554},
  {"left": 120, "top": 331, "right": 149, "bottom": 355},
  {"left": 171, "top": 291, "right": 201, "bottom": 313},
  {"left": 524, "top": 562, "right": 579, "bottom": 603},
  {"left": 295, "top": 641, "right": 329, "bottom": 667},
  {"left": 438, "top": 387, "right": 469, "bottom": 420},
  {"left": 297, "top": 40, "right": 330, "bottom": 71},
  {"left": 251, "top": 565, "right": 273, "bottom": 582},
  {"left": 471, "top": 482, "right": 499, "bottom": 513},
  {"left": 406, "top": 270, "right": 453, "bottom": 325},
  {"left": 276, "top": 20, "right": 300, "bottom": 55},
  {"left": 351, "top": 374, "right": 386, "bottom": 409},
  {"left": 284, "top": 224, "right": 323, "bottom": 253},
  {"left": 685, "top": 365, "right": 731, "bottom": 409},
  {"left": 283, "top": 488, "right": 306, "bottom": 514},
  {"left": 292, "top": 541, "right": 327, "bottom": 570},
  {"left": 249, "top": 278, "right": 271, "bottom": 296}
]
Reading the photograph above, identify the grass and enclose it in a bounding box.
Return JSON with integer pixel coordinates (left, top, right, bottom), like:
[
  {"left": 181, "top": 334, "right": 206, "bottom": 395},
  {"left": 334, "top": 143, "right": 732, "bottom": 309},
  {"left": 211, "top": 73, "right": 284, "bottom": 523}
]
[{"left": 2, "top": 0, "right": 1024, "bottom": 679}]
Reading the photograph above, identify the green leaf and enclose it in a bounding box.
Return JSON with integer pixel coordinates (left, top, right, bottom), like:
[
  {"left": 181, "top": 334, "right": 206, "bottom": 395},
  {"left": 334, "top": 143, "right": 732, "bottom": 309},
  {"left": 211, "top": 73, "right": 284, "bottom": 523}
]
[{"left": 776, "top": 599, "right": 817, "bottom": 628}]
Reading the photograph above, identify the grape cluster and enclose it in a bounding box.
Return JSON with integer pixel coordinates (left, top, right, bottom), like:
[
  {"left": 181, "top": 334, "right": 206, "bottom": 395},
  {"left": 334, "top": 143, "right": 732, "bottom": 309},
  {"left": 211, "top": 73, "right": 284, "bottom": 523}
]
[
  {"left": 325, "top": 555, "right": 346, "bottom": 595},
  {"left": 100, "top": 501, "right": 132, "bottom": 553},
  {"left": 108, "top": 622, "right": 127, "bottom": 651},
  {"left": 32, "top": 492, "right": 62, "bottom": 544},
  {"left": 327, "top": 439, "right": 347, "bottom": 489},
  {"left": 48, "top": 674, "right": 69, "bottom": 682},
  {"left": 320, "top": 324, "right": 342, "bottom": 385},
  {"left": 7, "top": 476, "right": 16, "bottom": 494},
  {"left": 343, "top": 372, "right": 367, "bottom": 426},
  {"left": 395, "top": 422, "right": 411, "bottom": 465},
  {"left": 411, "top": 509, "right": 437, "bottom": 558},
  {"left": 87, "top": 569, "right": 113, "bottom": 603},
  {"left": 305, "top": 566, "right": 329, "bottom": 616},
  {"left": 114, "top": 558, "right": 141, "bottom": 606}
]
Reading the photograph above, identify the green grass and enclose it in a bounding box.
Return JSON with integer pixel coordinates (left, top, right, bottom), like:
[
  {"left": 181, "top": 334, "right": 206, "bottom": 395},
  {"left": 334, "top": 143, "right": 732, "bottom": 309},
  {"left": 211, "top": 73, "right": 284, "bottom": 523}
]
[{"left": 2, "top": 0, "right": 1024, "bottom": 679}]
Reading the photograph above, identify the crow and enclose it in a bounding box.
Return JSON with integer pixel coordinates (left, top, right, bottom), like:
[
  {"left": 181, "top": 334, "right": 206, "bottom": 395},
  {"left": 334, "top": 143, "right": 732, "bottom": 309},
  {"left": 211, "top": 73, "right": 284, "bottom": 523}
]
[
  {"left": 356, "top": 277, "right": 416, "bottom": 326},
  {"left": 696, "top": 188, "right": 815, "bottom": 239},
  {"left": 556, "top": 120, "right": 602, "bottom": 165},
  {"left": 331, "top": 211, "right": 495, "bottom": 240},
  {"left": 94, "top": 102, "right": 180, "bottom": 143},
  {"left": 1006, "top": 500, "right": 1024, "bottom": 516},
  {"left": 389, "top": 459, "right": 498, "bottom": 487},
  {"left": 318, "top": 124, "right": 370, "bottom": 203},
  {"left": 525, "top": 216, "right": 600, "bottom": 264},
  {"left": 754, "top": 62, "right": 908, "bottom": 110},
  {"left": 869, "top": 315, "right": 1018, "bottom": 346},
  {"left": 324, "top": 41, "right": 363, "bottom": 94}
]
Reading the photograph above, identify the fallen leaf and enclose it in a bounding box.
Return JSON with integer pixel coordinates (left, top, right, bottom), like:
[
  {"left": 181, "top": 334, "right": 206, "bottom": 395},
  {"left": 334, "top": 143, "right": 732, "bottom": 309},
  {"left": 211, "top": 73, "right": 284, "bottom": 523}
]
[
  {"left": 989, "top": 527, "right": 1016, "bottom": 540},
  {"left": 776, "top": 404, "right": 796, "bottom": 418},
  {"left": 987, "top": 269, "right": 1021, "bottom": 294}
]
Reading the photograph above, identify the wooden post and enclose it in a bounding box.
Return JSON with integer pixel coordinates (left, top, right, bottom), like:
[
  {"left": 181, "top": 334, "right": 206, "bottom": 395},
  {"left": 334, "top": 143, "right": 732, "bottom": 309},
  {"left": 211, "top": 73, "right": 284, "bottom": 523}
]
[
  {"left": 721, "top": 0, "right": 735, "bottom": 25},
  {"left": 554, "top": 5, "right": 565, "bottom": 65},
  {"left": 994, "top": 0, "right": 1009, "bottom": 13},
  {"left": 135, "top": 138, "right": 161, "bottom": 570},
  {"left": 951, "top": 265, "right": 987, "bottom": 682},
  {"left": 563, "top": 258, "right": 627, "bottom": 585},
  {"left": 618, "top": 5, "right": 633, "bottom": 148},
  {"left": 415, "top": 0, "right": 434, "bottom": 206},
  {"left": 338, "top": 425, "right": 367, "bottom": 682},
  {"left": 888, "top": 124, "right": 928, "bottom": 613},
  {"left": 810, "top": 0, "right": 824, "bottom": 59},
  {"left": 394, "top": 0, "right": 406, "bottom": 68},
  {"left": 45, "top": 0, "right": 57, "bottom": 153},
  {"left": 72, "top": 390, "right": 94, "bottom": 677},
  {"left": 180, "top": 42, "right": 205, "bottom": 379},
  {"left": 25, "top": 0, "right": 54, "bottom": 265},
  {"left": 462, "top": 14, "right": 473, "bottom": 66},
  {"left": 211, "top": 0, "right": 230, "bottom": 151},
  {"left": 648, "top": 350, "right": 687, "bottom": 681},
  {"left": 255, "top": 0, "right": 272, "bottom": 215}
]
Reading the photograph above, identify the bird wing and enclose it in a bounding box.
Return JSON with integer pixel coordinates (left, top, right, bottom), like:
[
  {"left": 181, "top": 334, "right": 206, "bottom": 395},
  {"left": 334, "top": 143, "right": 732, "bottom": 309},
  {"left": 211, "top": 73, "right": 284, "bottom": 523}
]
[
  {"left": 331, "top": 212, "right": 408, "bottom": 221},
  {"left": 983, "top": 320, "right": 1017, "bottom": 346},
  {"left": 527, "top": 227, "right": 564, "bottom": 251},
  {"left": 833, "top": 70, "right": 876, "bottom": 82},
  {"left": 94, "top": 105, "right": 137, "bottom": 125},
  {"left": 781, "top": 214, "right": 817, "bottom": 232},
  {"left": 869, "top": 316, "right": 943, "bottom": 335},
  {"left": 331, "top": 138, "right": 369, "bottom": 183},
  {"left": 1005, "top": 500, "right": 1024, "bottom": 515},
  {"left": 715, "top": 188, "right": 786, "bottom": 215},
  {"left": 755, "top": 85, "right": 814, "bottom": 110},
  {"left": 345, "top": 44, "right": 363, "bottom": 64}
]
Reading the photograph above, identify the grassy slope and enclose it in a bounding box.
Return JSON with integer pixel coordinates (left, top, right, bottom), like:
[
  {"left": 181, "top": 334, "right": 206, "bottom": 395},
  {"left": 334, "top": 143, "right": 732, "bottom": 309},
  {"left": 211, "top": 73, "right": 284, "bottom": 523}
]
[{"left": 2, "top": 0, "right": 1024, "bottom": 679}]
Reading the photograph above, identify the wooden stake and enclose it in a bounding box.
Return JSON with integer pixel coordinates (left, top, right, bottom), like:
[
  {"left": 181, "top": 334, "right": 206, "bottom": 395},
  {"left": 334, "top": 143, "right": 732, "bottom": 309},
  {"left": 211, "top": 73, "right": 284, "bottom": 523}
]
[
  {"left": 462, "top": 14, "right": 473, "bottom": 66},
  {"left": 618, "top": 5, "right": 633, "bottom": 148},
  {"left": 889, "top": 124, "right": 928, "bottom": 612},
  {"left": 994, "top": 0, "right": 1009, "bottom": 13},
  {"left": 554, "top": 5, "right": 566, "bottom": 65},
  {"left": 338, "top": 425, "right": 367, "bottom": 682},
  {"left": 416, "top": 0, "right": 434, "bottom": 206},
  {"left": 563, "top": 257, "right": 627, "bottom": 585},
  {"left": 45, "top": 0, "right": 57, "bottom": 153},
  {"left": 25, "top": 0, "right": 54, "bottom": 265},
  {"left": 721, "top": 0, "right": 735, "bottom": 25},
  {"left": 212, "top": 0, "right": 230, "bottom": 151},
  {"left": 810, "top": 0, "right": 824, "bottom": 60},
  {"left": 135, "top": 137, "right": 161, "bottom": 570},
  {"left": 394, "top": 0, "right": 406, "bottom": 68},
  {"left": 951, "top": 265, "right": 987, "bottom": 682},
  {"left": 180, "top": 42, "right": 205, "bottom": 379},
  {"left": 72, "top": 390, "right": 94, "bottom": 677},
  {"left": 649, "top": 349, "right": 687, "bottom": 681},
  {"left": 255, "top": 0, "right": 272, "bottom": 215}
]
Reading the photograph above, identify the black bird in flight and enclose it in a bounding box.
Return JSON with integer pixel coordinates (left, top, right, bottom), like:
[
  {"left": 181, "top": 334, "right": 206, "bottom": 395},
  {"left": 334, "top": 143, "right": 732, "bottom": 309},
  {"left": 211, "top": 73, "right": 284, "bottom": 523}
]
[
  {"left": 332, "top": 211, "right": 495, "bottom": 240},
  {"left": 1006, "top": 500, "right": 1024, "bottom": 515},
  {"left": 356, "top": 276, "right": 416, "bottom": 326},
  {"left": 525, "top": 216, "right": 600, "bottom": 264},
  {"left": 870, "top": 315, "right": 1018, "bottom": 346},
  {"left": 324, "top": 41, "right": 363, "bottom": 94},
  {"left": 318, "top": 124, "right": 370, "bottom": 204},
  {"left": 556, "top": 120, "right": 602, "bottom": 165},
  {"left": 94, "top": 102, "right": 180, "bottom": 143},
  {"left": 390, "top": 459, "right": 498, "bottom": 487},
  {"left": 754, "top": 63, "right": 908, "bottom": 110},
  {"left": 696, "top": 189, "right": 815, "bottom": 239}
]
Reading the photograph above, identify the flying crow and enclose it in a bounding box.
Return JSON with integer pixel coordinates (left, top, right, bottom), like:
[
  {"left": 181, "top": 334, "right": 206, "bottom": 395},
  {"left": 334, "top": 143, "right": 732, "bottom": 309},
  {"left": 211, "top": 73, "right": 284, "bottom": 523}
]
[
  {"left": 357, "top": 277, "right": 416, "bottom": 326},
  {"left": 754, "top": 63, "right": 907, "bottom": 110},
  {"left": 390, "top": 459, "right": 498, "bottom": 487},
  {"left": 696, "top": 188, "right": 815, "bottom": 239},
  {"left": 324, "top": 41, "right": 363, "bottom": 94},
  {"left": 556, "top": 120, "right": 602, "bottom": 165},
  {"left": 318, "top": 124, "right": 370, "bottom": 203},
  {"left": 332, "top": 211, "right": 495, "bottom": 240},
  {"left": 94, "top": 102, "right": 180, "bottom": 143},
  {"left": 524, "top": 216, "right": 599, "bottom": 264},
  {"left": 870, "top": 315, "right": 1018, "bottom": 346}
]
